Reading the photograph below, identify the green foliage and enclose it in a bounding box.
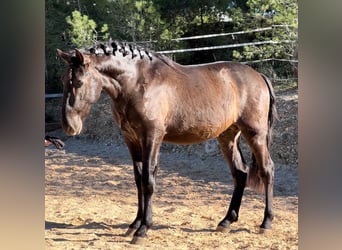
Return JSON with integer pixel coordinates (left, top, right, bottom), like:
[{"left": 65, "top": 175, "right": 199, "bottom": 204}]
[
  {"left": 229, "top": 0, "right": 298, "bottom": 61},
  {"left": 152, "top": 0, "right": 230, "bottom": 53},
  {"left": 127, "top": 0, "right": 164, "bottom": 42},
  {"left": 228, "top": 0, "right": 298, "bottom": 79},
  {"left": 66, "top": 10, "right": 96, "bottom": 47},
  {"left": 45, "top": 1, "right": 112, "bottom": 92},
  {"left": 45, "top": 0, "right": 71, "bottom": 93},
  {"left": 66, "top": 10, "right": 110, "bottom": 47},
  {"left": 154, "top": 0, "right": 228, "bottom": 24}
]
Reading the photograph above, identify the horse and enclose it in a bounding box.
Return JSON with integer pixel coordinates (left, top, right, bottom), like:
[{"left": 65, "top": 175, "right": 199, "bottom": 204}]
[{"left": 57, "top": 41, "right": 277, "bottom": 244}]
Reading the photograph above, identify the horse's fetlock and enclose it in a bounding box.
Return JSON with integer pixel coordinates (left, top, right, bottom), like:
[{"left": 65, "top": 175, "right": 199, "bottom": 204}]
[{"left": 229, "top": 210, "right": 239, "bottom": 222}]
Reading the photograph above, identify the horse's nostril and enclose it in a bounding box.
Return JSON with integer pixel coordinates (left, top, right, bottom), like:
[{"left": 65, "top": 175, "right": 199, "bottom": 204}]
[
  {"left": 63, "top": 126, "right": 75, "bottom": 136},
  {"left": 68, "top": 128, "right": 76, "bottom": 136}
]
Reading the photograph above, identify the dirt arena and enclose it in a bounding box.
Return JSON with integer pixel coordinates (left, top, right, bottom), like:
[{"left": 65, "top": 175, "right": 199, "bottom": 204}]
[{"left": 45, "top": 140, "right": 297, "bottom": 249}]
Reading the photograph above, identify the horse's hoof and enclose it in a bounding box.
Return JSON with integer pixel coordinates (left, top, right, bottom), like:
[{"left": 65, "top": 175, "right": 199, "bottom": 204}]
[
  {"left": 216, "top": 225, "right": 229, "bottom": 233},
  {"left": 124, "top": 228, "right": 135, "bottom": 237},
  {"left": 259, "top": 227, "right": 272, "bottom": 234},
  {"left": 130, "top": 236, "right": 146, "bottom": 245}
]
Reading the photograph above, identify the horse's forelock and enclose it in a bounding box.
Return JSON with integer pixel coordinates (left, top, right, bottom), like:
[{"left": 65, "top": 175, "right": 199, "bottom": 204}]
[{"left": 71, "top": 57, "right": 82, "bottom": 66}]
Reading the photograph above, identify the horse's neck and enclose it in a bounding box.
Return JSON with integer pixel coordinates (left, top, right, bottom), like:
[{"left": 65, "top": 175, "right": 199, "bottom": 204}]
[
  {"left": 96, "top": 55, "right": 182, "bottom": 101},
  {"left": 95, "top": 56, "right": 128, "bottom": 77},
  {"left": 101, "top": 76, "right": 122, "bottom": 99},
  {"left": 94, "top": 61, "right": 138, "bottom": 103}
]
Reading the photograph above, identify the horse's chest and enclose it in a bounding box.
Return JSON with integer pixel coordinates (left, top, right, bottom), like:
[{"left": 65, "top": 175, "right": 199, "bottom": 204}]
[{"left": 112, "top": 104, "right": 143, "bottom": 140}]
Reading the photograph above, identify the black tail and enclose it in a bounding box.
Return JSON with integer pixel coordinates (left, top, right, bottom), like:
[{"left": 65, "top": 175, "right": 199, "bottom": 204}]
[
  {"left": 247, "top": 74, "right": 278, "bottom": 192},
  {"left": 260, "top": 73, "right": 278, "bottom": 148}
]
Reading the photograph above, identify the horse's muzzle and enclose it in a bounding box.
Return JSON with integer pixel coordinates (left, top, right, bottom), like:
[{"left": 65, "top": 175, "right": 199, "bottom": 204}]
[
  {"left": 62, "top": 114, "right": 83, "bottom": 136},
  {"left": 64, "top": 124, "right": 82, "bottom": 136}
]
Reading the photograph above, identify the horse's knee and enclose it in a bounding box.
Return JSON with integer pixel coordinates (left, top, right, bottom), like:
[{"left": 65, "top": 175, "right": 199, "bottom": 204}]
[{"left": 142, "top": 175, "right": 155, "bottom": 195}]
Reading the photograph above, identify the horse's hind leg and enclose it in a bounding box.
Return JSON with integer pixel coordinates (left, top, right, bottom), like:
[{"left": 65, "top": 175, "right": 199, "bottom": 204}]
[
  {"left": 216, "top": 126, "right": 248, "bottom": 232},
  {"left": 242, "top": 128, "right": 275, "bottom": 230}
]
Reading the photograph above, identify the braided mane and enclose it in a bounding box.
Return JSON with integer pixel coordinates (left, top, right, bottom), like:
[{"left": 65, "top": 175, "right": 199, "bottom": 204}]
[
  {"left": 82, "top": 40, "right": 182, "bottom": 73},
  {"left": 88, "top": 40, "right": 153, "bottom": 61}
]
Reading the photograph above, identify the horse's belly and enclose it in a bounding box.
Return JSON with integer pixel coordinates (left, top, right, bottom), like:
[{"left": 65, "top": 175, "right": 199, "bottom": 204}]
[
  {"left": 163, "top": 127, "right": 225, "bottom": 145},
  {"left": 164, "top": 108, "right": 236, "bottom": 144}
]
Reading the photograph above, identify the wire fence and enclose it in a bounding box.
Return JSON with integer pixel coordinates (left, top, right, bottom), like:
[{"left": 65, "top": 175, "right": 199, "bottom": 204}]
[
  {"left": 156, "top": 40, "right": 295, "bottom": 54},
  {"left": 153, "top": 24, "right": 297, "bottom": 85}
]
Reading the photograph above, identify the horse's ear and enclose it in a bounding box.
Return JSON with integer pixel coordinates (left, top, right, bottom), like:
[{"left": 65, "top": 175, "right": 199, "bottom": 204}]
[
  {"left": 74, "top": 49, "right": 84, "bottom": 65},
  {"left": 56, "top": 49, "right": 72, "bottom": 65}
]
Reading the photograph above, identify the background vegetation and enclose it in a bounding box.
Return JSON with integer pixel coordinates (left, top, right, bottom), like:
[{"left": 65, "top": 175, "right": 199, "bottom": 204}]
[{"left": 46, "top": 0, "right": 298, "bottom": 93}]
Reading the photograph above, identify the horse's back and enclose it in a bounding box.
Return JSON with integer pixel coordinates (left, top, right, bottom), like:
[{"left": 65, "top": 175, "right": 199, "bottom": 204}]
[{"left": 177, "top": 61, "right": 270, "bottom": 117}]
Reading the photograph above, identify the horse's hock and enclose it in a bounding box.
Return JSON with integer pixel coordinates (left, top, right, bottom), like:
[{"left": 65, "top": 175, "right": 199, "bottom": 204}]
[{"left": 45, "top": 88, "right": 297, "bottom": 166}]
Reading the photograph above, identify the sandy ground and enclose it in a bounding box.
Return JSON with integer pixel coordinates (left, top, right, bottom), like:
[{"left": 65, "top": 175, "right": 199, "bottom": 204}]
[{"left": 45, "top": 136, "right": 298, "bottom": 249}]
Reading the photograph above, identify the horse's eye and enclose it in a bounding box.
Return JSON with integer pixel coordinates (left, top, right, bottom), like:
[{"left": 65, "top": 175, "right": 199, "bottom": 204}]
[{"left": 71, "top": 80, "right": 83, "bottom": 88}]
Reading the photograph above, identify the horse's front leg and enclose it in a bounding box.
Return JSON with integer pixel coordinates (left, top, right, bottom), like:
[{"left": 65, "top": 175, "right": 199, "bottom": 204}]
[
  {"left": 131, "top": 134, "right": 162, "bottom": 244},
  {"left": 124, "top": 140, "right": 144, "bottom": 237},
  {"left": 125, "top": 161, "right": 144, "bottom": 236}
]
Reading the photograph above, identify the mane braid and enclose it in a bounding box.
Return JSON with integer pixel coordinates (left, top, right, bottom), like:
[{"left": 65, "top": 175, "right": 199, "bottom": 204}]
[
  {"left": 138, "top": 48, "right": 144, "bottom": 59},
  {"left": 119, "top": 42, "right": 128, "bottom": 57},
  {"left": 111, "top": 42, "right": 118, "bottom": 55},
  {"left": 129, "top": 44, "right": 138, "bottom": 59},
  {"left": 100, "top": 44, "right": 111, "bottom": 55}
]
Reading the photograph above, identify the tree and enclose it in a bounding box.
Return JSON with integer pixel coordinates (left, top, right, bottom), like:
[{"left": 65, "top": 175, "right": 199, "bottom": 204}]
[
  {"left": 65, "top": 10, "right": 109, "bottom": 48},
  {"left": 45, "top": 0, "right": 111, "bottom": 92},
  {"left": 45, "top": 0, "right": 71, "bottom": 92},
  {"left": 229, "top": 0, "right": 298, "bottom": 63},
  {"left": 153, "top": 0, "right": 232, "bottom": 57},
  {"left": 155, "top": 0, "right": 228, "bottom": 25},
  {"left": 124, "top": 1, "right": 162, "bottom": 42}
]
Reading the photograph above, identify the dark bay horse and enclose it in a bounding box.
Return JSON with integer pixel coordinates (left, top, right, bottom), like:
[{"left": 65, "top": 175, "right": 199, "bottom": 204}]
[{"left": 57, "top": 41, "right": 277, "bottom": 244}]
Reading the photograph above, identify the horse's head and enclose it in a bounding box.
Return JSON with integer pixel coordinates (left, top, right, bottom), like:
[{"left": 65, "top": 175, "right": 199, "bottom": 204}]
[{"left": 57, "top": 49, "right": 103, "bottom": 136}]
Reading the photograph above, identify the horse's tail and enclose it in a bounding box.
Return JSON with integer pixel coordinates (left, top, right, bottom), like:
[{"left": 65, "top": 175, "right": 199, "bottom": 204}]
[
  {"left": 261, "top": 73, "right": 278, "bottom": 147},
  {"left": 247, "top": 74, "right": 278, "bottom": 193}
]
